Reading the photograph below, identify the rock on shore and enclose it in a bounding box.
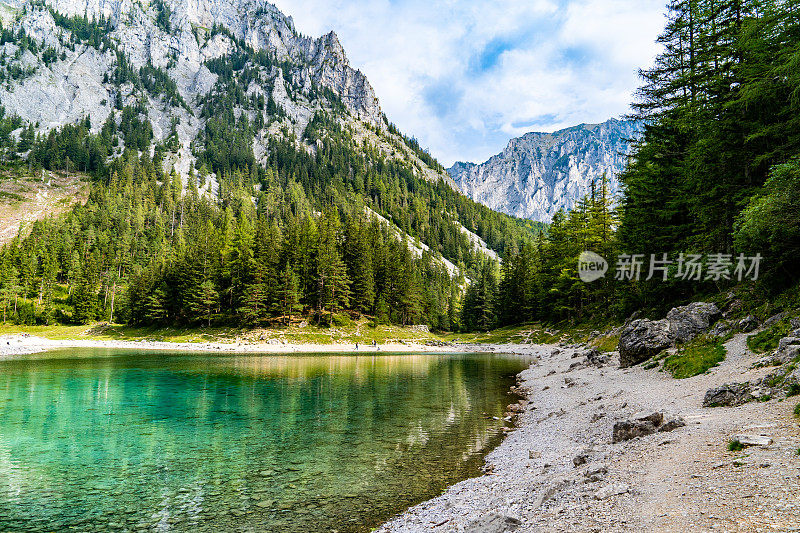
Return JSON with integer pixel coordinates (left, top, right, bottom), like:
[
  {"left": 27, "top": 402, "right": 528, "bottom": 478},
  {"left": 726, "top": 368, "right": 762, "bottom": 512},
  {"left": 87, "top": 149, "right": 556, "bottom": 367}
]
[{"left": 619, "top": 302, "right": 721, "bottom": 367}]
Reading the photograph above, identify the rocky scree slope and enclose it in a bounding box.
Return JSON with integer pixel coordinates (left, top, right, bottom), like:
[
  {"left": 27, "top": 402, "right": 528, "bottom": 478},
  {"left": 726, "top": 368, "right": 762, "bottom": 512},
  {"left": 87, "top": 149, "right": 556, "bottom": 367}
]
[{"left": 448, "top": 119, "right": 642, "bottom": 222}]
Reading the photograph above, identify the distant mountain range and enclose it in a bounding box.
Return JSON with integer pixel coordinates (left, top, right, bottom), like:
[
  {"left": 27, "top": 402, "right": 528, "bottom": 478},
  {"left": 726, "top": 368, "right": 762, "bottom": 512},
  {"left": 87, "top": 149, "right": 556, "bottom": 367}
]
[{"left": 448, "top": 119, "right": 643, "bottom": 222}]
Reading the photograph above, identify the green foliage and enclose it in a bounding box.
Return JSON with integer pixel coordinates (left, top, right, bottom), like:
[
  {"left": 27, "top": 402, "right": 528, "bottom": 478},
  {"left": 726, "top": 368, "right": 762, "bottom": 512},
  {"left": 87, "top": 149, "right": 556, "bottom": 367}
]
[
  {"left": 494, "top": 174, "right": 618, "bottom": 327},
  {"left": 787, "top": 384, "right": 800, "bottom": 397},
  {"left": 461, "top": 260, "right": 498, "bottom": 332},
  {"left": 591, "top": 334, "right": 621, "bottom": 353},
  {"left": 642, "top": 360, "right": 659, "bottom": 370},
  {"left": 727, "top": 439, "right": 744, "bottom": 452},
  {"left": 49, "top": 7, "right": 114, "bottom": 51},
  {"left": 735, "top": 160, "right": 800, "bottom": 289},
  {"left": 616, "top": 0, "right": 800, "bottom": 312},
  {"left": 0, "top": 106, "right": 23, "bottom": 158},
  {"left": 152, "top": 0, "right": 172, "bottom": 33},
  {"left": 119, "top": 106, "right": 153, "bottom": 152},
  {"left": 386, "top": 121, "right": 445, "bottom": 173},
  {"left": 138, "top": 63, "right": 190, "bottom": 112},
  {"left": 664, "top": 335, "right": 726, "bottom": 379},
  {"left": 747, "top": 319, "right": 792, "bottom": 353},
  {"left": 0, "top": 27, "right": 40, "bottom": 82},
  {"left": 30, "top": 117, "right": 109, "bottom": 173},
  {"left": 794, "top": 402, "right": 800, "bottom": 417}
]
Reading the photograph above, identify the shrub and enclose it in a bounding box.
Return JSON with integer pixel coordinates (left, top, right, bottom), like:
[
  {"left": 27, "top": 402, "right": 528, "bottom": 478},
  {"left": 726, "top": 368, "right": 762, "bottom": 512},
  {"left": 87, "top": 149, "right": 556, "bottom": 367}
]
[
  {"left": 331, "top": 313, "right": 352, "bottom": 327},
  {"left": 747, "top": 319, "right": 792, "bottom": 353},
  {"left": 728, "top": 439, "right": 744, "bottom": 452}
]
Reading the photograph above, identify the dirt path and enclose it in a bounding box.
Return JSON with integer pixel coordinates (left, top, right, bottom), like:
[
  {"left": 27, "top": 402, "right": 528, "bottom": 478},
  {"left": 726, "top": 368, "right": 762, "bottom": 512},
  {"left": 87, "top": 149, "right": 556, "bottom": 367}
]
[{"left": 378, "top": 336, "right": 800, "bottom": 532}]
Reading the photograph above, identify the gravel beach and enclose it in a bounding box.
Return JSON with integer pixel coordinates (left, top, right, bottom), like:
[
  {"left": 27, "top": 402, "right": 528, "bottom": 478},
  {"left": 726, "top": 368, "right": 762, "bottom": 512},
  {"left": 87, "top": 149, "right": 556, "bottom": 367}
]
[{"left": 377, "top": 336, "right": 800, "bottom": 532}]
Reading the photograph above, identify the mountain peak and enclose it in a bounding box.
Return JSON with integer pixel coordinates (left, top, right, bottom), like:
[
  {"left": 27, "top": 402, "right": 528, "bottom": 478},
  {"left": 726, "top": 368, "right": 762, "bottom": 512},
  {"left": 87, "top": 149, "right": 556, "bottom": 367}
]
[
  {"left": 448, "top": 119, "right": 643, "bottom": 222},
  {"left": 0, "top": 0, "right": 386, "bottom": 183},
  {"left": 321, "top": 30, "right": 347, "bottom": 63}
]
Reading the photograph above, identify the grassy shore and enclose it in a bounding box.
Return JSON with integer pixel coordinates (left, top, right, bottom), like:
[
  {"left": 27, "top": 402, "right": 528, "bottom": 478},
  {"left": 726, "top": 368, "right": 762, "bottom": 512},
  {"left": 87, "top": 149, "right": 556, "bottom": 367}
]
[
  {"left": 0, "top": 318, "right": 625, "bottom": 348},
  {"left": 0, "top": 321, "right": 446, "bottom": 346}
]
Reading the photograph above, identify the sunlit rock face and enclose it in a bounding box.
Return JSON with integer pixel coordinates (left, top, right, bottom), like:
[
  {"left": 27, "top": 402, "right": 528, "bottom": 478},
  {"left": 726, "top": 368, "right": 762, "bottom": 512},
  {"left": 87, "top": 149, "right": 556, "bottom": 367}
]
[
  {"left": 0, "top": 0, "right": 383, "bottom": 182},
  {"left": 448, "top": 119, "right": 643, "bottom": 222}
]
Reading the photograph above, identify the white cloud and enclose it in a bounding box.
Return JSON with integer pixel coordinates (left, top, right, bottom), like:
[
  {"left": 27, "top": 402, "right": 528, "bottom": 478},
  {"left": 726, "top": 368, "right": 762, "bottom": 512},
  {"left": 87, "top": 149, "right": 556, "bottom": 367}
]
[{"left": 271, "top": 0, "right": 666, "bottom": 166}]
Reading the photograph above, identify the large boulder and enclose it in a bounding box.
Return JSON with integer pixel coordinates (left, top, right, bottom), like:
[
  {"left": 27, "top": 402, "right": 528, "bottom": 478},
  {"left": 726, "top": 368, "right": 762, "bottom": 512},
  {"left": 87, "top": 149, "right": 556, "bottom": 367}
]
[
  {"left": 769, "top": 336, "right": 800, "bottom": 365},
  {"left": 618, "top": 319, "right": 673, "bottom": 367},
  {"left": 611, "top": 419, "right": 654, "bottom": 443},
  {"left": 703, "top": 383, "right": 753, "bottom": 407},
  {"left": 618, "top": 302, "right": 721, "bottom": 368},
  {"left": 666, "top": 302, "right": 722, "bottom": 343}
]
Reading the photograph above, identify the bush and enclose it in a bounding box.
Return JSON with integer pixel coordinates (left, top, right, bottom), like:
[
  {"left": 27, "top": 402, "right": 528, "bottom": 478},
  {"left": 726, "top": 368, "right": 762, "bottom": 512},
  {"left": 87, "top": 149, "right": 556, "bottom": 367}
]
[
  {"left": 794, "top": 402, "right": 800, "bottom": 417},
  {"left": 331, "top": 313, "right": 352, "bottom": 327},
  {"left": 727, "top": 439, "right": 744, "bottom": 452},
  {"left": 788, "top": 383, "right": 800, "bottom": 397},
  {"left": 747, "top": 319, "right": 792, "bottom": 353},
  {"left": 664, "top": 336, "right": 726, "bottom": 379}
]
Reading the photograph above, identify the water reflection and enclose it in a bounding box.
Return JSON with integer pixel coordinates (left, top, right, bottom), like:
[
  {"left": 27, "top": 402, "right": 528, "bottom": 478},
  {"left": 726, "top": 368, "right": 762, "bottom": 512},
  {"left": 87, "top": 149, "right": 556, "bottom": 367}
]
[{"left": 0, "top": 350, "right": 530, "bottom": 532}]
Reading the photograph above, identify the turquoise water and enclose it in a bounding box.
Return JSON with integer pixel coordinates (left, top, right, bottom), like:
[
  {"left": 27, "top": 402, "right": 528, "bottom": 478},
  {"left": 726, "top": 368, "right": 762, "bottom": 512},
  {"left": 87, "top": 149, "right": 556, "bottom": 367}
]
[{"left": 0, "top": 349, "right": 530, "bottom": 532}]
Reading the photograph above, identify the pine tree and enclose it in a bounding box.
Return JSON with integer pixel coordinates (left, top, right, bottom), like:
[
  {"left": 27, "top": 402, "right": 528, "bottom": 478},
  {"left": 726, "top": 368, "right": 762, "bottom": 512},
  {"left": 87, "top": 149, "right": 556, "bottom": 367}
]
[{"left": 72, "top": 271, "right": 95, "bottom": 324}]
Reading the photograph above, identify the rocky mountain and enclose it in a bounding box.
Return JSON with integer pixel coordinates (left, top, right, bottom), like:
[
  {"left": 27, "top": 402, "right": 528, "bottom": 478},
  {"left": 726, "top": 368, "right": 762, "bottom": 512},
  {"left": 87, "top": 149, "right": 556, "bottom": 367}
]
[
  {"left": 0, "top": 0, "right": 455, "bottom": 188},
  {"left": 448, "top": 119, "right": 643, "bottom": 222},
  {"left": 0, "top": 0, "right": 517, "bottom": 275}
]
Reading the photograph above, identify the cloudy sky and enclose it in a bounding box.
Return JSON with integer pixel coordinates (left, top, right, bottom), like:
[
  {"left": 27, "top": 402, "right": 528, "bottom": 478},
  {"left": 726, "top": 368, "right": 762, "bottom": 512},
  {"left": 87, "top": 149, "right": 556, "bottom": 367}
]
[{"left": 272, "top": 0, "right": 668, "bottom": 166}]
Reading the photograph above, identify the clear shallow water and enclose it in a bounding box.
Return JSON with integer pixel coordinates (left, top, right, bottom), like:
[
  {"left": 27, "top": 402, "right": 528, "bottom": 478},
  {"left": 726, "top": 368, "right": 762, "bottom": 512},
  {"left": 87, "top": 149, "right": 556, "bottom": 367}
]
[{"left": 0, "top": 349, "right": 530, "bottom": 532}]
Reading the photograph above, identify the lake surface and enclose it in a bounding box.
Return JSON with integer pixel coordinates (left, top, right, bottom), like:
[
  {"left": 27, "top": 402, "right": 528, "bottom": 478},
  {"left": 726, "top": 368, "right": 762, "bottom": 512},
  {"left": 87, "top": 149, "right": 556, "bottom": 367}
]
[{"left": 0, "top": 349, "right": 530, "bottom": 532}]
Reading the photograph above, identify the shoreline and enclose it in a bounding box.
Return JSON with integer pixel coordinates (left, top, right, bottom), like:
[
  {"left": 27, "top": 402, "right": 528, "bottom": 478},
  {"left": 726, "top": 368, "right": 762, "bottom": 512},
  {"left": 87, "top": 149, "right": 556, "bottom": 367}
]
[
  {"left": 0, "top": 334, "right": 470, "bottom": 357},
  {"left": 377, "top": 336, "right": 800, "bottom": 532}
]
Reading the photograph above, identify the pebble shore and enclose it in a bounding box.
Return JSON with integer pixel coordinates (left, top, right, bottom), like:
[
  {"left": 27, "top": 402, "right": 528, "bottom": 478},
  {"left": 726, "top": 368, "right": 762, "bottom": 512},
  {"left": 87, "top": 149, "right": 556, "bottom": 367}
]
[{"left": 377, "top": 336, "right": 800, "bottom": 532}]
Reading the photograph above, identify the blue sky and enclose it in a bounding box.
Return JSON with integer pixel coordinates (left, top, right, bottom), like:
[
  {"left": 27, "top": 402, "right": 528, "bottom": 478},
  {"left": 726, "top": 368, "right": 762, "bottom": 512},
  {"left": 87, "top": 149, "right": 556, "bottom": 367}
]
[{"left": 271, "top": 0, "right": 667, "bottom": 166}]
